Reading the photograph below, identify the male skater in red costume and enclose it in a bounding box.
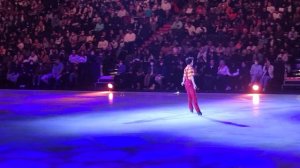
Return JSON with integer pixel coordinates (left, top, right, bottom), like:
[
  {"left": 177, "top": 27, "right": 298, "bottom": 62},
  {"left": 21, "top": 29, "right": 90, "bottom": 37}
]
[{"left": 181, "top": 57, "right": 202, "bottom": 115}]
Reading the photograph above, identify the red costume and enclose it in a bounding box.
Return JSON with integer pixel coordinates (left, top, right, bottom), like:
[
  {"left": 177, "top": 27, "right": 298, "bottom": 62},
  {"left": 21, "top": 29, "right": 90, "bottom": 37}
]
[{"left": 183, "top": 65, "right": 201, "bottom": 113}]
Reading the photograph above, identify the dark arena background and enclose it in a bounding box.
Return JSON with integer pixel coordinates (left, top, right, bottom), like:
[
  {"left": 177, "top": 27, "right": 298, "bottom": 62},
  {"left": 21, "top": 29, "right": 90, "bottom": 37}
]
[{"left": 0, "top": 0, "right": 300, "bottom": 168}]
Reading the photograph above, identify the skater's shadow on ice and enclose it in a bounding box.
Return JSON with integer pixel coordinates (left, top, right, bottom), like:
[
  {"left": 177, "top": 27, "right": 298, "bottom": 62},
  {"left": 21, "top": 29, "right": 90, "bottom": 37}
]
[
  {"left": 203, "top": 116, "right": 250, "bottom": 127},
  {"left": 123, "top": 114, "right": 189, "bottom": 124},
  {"left": 123, "top": 115, "right": 249, "bottom": 128}
]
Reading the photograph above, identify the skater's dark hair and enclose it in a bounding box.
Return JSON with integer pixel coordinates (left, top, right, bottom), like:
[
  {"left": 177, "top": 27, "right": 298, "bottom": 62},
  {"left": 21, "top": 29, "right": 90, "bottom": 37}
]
[{"left": 185, "top": 57, "right": 194, "bottom": 65}]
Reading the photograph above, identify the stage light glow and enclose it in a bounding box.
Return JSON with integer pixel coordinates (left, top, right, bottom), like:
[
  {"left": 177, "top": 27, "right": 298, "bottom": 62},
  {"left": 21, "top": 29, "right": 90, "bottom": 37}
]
[
  {"left": 108, "top": 92, "right": 114, "bottom": 104},
  {"left": 252, "top": 84, "right": 259, "bottom": 91},
  {"left": 107, "top": 83, "right": 113, "bottom": 90}
]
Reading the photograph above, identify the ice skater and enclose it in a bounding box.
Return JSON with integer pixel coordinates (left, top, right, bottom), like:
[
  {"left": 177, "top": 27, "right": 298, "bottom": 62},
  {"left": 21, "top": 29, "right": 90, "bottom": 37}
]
[{"left": 181, "top": 57, "right": 202, "bottom": 116}]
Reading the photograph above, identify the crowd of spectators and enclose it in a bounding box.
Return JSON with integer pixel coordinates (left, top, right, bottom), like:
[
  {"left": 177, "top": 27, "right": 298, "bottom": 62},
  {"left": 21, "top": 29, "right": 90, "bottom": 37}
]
[
  {"left": 0, "top": 0, "right": 299, "bottom": 92},
  {"left": 115, "top": 0, "right": 300, "bottom": 92},
  {"left": 0, "top": 0, "right": 178, "bottom": 89}
]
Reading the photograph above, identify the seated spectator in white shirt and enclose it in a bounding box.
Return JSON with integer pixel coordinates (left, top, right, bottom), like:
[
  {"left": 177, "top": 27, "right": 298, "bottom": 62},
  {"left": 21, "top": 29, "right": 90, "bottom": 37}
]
[
  {"left": 69, "top": 50, "right": 87, "bottom": 64},
  {"left": 249, "top": 59, "right": 263, "bottom": 86},
  {"left": 272, "top": 11, "right": 282, "bottom": 20},
  {"left": 86, "top": 32, "right": 95, "bottom": 43},
  {"left": 278, "top": 7, "right": 285, "bottom": 13},
  {"left": 117, "top": 6, "right": 127, "bottom": 18},
  {"left": 78, "top": 31, "right": 87, "bottom": 43},
  {"left": 171, "top": 17, "right": 183, "bottom": 30},
  {"left": 98, "top": 37, "right": 109, "bottom": 50},
  {"left": 41, "top": 58, "right": 64, "bottom": 85},
  {"left": 0, "top": 46, "right": 6, "bottom": 58},
  {"left": 111, "top": 40, "right": 119, "bottom": 50},
  {"left": 24, "top": 52, "right": 38, "bottom": 63},
  {"left": 161, "top": 0, "right": 171, "bottom": 12},
  {"left": 260, "top": 59, "right": 274, "bottom": 92},
  {"left": 185, "top": 4, "right": 193, "bottom": 15},
  {"left": 77, "top": 51, "right": 87, "bottom": 63},
  {"left": 124, "top": 30, "right": 136, "bottom": 43},
  {"left": 197, "top": 46, "right": 208, "bottom": 62},
  {"left": 195, "top": 25, "right": 207, "bottom": 35},
  {"left": 185, "top": 22, "right": 196, "bottom": 36},
  {"left": 246, "top": 42, "right": 257, "bottom": 52},
  {"left": 288, "top": 27, "right": 298, "bottom": 41},
  {"left": 93, "top": 14, "right": 101, "bottom": 23},
  {"left": 217, "top": 60, "right": 231, "bottom": 90},
  {"left": 69, "top": 32, "right": 78, "bottom": 48},
  {"left": 17, "top": 39, "right": 25, "bottom": 51},
  {"left": 94, "top": 20, "right": 104, "bottom": 32},
  {"left": 277, "top": 49, "right": 289, "bottom": 62},
  {"left": 216, "top": 43, "right": 225, "bottom": 55},
  {"left": 266, "top": 2, "right": 275, "bottom": 14},
  {"left": 55, "top": 36, "right": 63, "bottom": 46},
  {"left": 218, "top": 60, "right": 231, "bottom": 76}
]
